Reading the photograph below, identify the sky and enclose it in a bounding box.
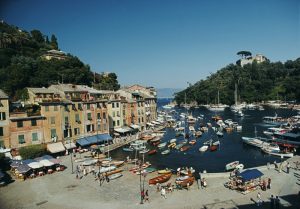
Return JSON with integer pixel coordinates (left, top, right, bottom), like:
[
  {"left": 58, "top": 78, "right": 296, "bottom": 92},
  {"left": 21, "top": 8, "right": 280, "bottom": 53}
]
[{"left": 1, "top": 0, "right": 300, "bottom": 89}]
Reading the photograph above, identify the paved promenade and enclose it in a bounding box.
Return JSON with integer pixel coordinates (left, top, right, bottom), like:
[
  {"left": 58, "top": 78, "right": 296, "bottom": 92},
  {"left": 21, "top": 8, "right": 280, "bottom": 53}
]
[{"left": 1, "top": 154, "right": 300, "bottom": 209}]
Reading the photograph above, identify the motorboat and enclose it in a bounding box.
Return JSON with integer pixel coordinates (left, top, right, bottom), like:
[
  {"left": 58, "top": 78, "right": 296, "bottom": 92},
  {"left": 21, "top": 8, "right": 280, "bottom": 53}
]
[
  {"left": 149, "top": 173, "right": 172, "bottom": 185},
  {"left": 216, "top": 131, "right": 223, "bottom": 137},
  {"left": 199, "top": 145, "right": 208, "bottom": 152},
  {"left": 212, "top": 140, "right": 220, "bottom": 146},
  {"left": 108, "top": 173, "right": 123, "bottom": 180},
  {"left": 189, "top": 139, "right": 196, "bottom": 145},
  {"left": 157, "top": 142, "right": 167, "bottom": 149},
  {"left": 169, "top": 138, "right": 177, "bottom": 143},
  {"left": 225, "top": 161, "right": 239, "bottom": 171},
  {"left": 161, "top": 149, "right": 171, "bottom": 155},
  {"left": 139, "top": 149, "right": 149, "bottom": 154},
  {"left": 242, "top": 137, "right": 266, "bottom": 148}
]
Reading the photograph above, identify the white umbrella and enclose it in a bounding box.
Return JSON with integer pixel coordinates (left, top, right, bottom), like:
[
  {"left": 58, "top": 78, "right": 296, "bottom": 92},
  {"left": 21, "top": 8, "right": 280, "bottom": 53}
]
[
  {"left": 28, "top": 162, "right": 43, "bottom": 169},
  {"left": 39, "top": 159, "right": 54, "bottom": 167}
]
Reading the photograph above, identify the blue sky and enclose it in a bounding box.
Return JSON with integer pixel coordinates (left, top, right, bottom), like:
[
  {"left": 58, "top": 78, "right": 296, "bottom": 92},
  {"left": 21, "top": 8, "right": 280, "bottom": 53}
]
[{"left": 1, "top": 0, "right": 299, "bottom": 88}]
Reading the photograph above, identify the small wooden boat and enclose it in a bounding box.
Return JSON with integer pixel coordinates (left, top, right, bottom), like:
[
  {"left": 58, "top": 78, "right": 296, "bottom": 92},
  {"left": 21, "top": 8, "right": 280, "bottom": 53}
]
[
  {"left": 161, "top": 149, "right": 170, "bottom": 155},
  {"left": 102, "top": 160, "right": 124, "bottom": 167},
  {"left": 148, "top": 149, "right": 157, "bottom": 155},
  {"left": 82, "top": 159, "right": 98, "bottom": 166},
  {"left": 108, "top": 173, "right": 123, "bottom": 180},
  {"left": 225, "top": 161, "right": 239, "bottom": 171},
  {"left": 158, "top": 142, "right": 167, "bottom": 148},
  {"left": 195, "top": 131, "right": 202, "bottom": 137},
  {"left": 203, "top": 139, "right": 213, "bottom": 145},
  {"left": 175, "top": 143, "right": 184, "bottom": 150},
  {"left": 104, "top": 169, "right": 123, "bottom": 177},
  {"left": 199, "top": 145, "right": 208, "bottom": 152},
  {"left": 175, "top": 176, "right": 195, "bottom": 187},
  {"left": 158, "top": 169, "right": 172, "bottom": 174},
  {"left": 150, "top": 137, "right": 161, "bottom": 143},
  {"left": 142, "top": 135, "right": 155, "bottom": 141},
  {"left": 169, "top": 138, "right": 177, "bottom": 143},
  {"left": 212, "top": 140, "right": 220, "bottom": 146},
  {"left": 149, "top": 173, "right": 172, "bottom": 185},
  {"left": 180, "top": 145, "right": 190, "bottom": 152},
  {"left": 168, "top": 142, "right": 176, "bottom": 149},
  {"left": 189, "top": 140, "right": 196, "bottom": 145},
  {"left": 123, "top": 147, "right": 134, "bottom": 152},
  {"left": 210, "top": 145, "right": 218, "bottom": 152},
  {"left": 216, "top": 131, "right": 223, "bottom": 137}
]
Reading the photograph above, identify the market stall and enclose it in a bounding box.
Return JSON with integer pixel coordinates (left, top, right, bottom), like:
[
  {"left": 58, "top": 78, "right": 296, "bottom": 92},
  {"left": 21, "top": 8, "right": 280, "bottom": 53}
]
[{"left": 225, "top": 169, "right": 264, "bottom": 194}]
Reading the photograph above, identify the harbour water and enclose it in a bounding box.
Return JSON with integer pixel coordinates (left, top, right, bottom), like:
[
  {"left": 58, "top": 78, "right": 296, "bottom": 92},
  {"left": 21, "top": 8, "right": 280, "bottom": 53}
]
[{"left": 111, "top": 98, "right": 299, "bottom": 173}]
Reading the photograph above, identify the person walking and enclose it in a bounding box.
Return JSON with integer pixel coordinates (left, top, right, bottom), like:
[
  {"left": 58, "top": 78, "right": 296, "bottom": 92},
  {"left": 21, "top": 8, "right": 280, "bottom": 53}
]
[
  {"left": 257, "top": 192, "right": 262, "bottom": 206},
  {"left": 144, "top": 190, "right": 149, "bottom": 203},
  {"left": 268, "top": 178, "right": 272, "bottom": 190},
  {"left": 287, "top": 162, "right": 290, "bottom": 174},
  {"left": 275, "top": 196, "right": 280, "bottom": 209},
  {"left": 161, "top": 187, "right": 167, "bottom": 199},
  {"left": 141, "top": 189, "right": 145, "bottom": 204},
  {"left": 270, "top": 195, "right": 275, "bottom": 209}
]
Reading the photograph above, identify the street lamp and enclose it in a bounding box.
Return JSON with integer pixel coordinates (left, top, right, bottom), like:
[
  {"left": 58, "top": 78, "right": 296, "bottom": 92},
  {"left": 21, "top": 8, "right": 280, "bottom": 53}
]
[
  {"left": 70, "top": 148, "right": 74, "bottom": 174},
  {"left": 139, "top": 160, "right": 143, "bottom": 204}
]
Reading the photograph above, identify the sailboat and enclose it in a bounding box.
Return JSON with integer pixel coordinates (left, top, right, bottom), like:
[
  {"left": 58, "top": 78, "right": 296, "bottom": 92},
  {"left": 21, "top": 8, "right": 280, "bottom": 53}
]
[
  {"left": 208, "top": 90, "right": 228, "bottom": 111},
  {"left": 231, "top": 83, "right": 246, "bottom": 112}
]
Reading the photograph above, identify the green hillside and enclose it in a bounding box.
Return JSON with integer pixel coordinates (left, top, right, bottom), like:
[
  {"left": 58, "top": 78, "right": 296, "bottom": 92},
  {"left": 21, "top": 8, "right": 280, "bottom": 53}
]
[
  {"left": 174, "top": 57, "right": 300, "bottom": 105},
  {"left": 0, "top": 21, "right": 120, "bottom": 100}
]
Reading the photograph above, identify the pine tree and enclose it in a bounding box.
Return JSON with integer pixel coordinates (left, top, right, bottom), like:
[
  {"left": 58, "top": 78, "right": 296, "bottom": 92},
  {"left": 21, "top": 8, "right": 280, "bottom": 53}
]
[{"left": 50, "top": 34, "right": 58, "bottom": 49}]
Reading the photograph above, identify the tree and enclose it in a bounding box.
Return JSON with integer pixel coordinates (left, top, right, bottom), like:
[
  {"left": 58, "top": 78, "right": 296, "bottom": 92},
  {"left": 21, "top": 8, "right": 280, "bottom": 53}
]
[
  {"left": 237, "top": 51, "right": 252, "bottom": 59},
  {"left": 19, "top": 144, "right": 47, "bottom": 159},
  {"left": 30, "top": 30, "right": 44, "bottom": 43},
  {"left": 50, "top": 34, "right": 58, "bottom": 49}
]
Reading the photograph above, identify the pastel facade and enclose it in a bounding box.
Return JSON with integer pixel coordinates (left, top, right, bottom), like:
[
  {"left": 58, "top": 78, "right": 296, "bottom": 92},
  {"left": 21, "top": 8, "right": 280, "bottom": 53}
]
[{"left": 0, "top": 90, "right": 9, "bottom": 148}]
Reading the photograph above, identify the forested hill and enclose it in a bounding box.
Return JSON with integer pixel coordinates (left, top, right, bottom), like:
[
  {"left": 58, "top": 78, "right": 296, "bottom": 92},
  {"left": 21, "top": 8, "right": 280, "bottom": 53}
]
[
  {"left": 0, "top": 21, "right": 120, "bottom": 100},
  {"left": 174, "top": 58, "right": 300, "bottom": 105}
]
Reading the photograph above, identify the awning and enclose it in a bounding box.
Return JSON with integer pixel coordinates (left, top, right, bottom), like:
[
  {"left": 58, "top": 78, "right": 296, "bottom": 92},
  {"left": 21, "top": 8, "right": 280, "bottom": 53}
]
[
  {"left": 16, "top": 164, "right": 31, "bottom": 174},
  {"left": 39, "top": 159, "right": 55, "bottom": 167},
  {"left": 114, "top": 127, "right": 129, "bottom": 133},
  {"left": 147, "top": 123, "right": 154, "bottom": 126},
  {"left": 76, "top": 138, "right": 90, "bottom": 147},
  {"left": 28, "top": 162, "right": 43, "bottom": 169},
  {"left": 47, "top": 142, "right": 66, "bottom": 153},
  {"left": 238, "top": 169, "right": 264, "bottom": 182},
  {"left": 77, "top": 134, "right": 113, "bottom": 147},
  {"left": 64, "top": 142, "right": 76, "bottom": 150},
  {"left": 130, "top": 124, "right": 140, "bottom": 129}
]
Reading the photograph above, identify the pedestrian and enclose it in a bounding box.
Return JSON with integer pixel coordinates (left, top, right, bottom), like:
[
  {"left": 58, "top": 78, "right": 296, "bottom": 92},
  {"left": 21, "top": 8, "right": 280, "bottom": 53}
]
[
  {"left": 267, "top": 162, "right": 270, "bottom": 170},
  {"left": 161, "top": 187, "right": 166, "bottom": 199},
  {"left": 145, "top": 190, "right": 149, "bottom": 202},
  {"left": 270, "top": 195, "right": 275, "bottom": 209},
  {"left": 268, "top": 178, "right": 271, "bottom": 190},
  {"left": 275, "top": 196, "right": 280, "bottom": 209},
  {"left": 274, "top": 161, "right": 277, "bottom": 169},
  {"left": 257, "top": 192, "right": 262, "bottom": 206},
  {"left": 287, "top": 162, "right": 290, "bottom": 174},
  {"left": 203, "top": 178, "right": 207, "bottom": 188},
  {"left": 83, "top": 168, "right": 87, "bottom": 176},
  {"left": 187, "top": 182, "right": 190, "bottom": 191},
  {"left": 141, "top": 189, "right": 145, "bottom": 203}
]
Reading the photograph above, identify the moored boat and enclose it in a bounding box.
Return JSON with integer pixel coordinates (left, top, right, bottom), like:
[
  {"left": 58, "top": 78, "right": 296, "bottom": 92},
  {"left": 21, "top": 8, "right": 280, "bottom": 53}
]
[
  {"left": 158, "top": 169, "right": 172, "bottom": 174},
  {"left": 175, "top": 176, "right": 195, "bottom": 187},
  {"left": 148, "top": 149, "right": 157, "bottom": 155},
  {"left": 149, "top": 173, "right": 172, "bottom": 185},
  {"left": 158, "top": 142, "right": 167, "bottom": 149},
  {"left": 189, "top": 140, "right": 196, "bottom": 145},
  {"left": 199, "top": 145, "right": 208, "bottom": 152},
  {"left": 210, "top": 145, "right": 218, "bottom": 151},
  {"left": 180, "top": 145, "right": 190, "bottom": 152},
  {"left": 161, "top": 149, "right": 171, "bottom": 155},
  {"left": 108, "top": 173, "right": 123, "bottom": 180},
  {"left": 225, "top": 161, "right": 239, "bottom": 171}
]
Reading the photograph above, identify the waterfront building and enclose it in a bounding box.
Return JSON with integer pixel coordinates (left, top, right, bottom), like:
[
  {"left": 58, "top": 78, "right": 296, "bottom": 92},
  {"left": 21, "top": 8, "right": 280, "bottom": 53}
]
[
  {"left": 9, "top": 112, "right": 45, "bottom": 148},
  {"left": 0, "top": 89, "right": 9, "bottom": 148},
  {"left": 27, "top": 87, "right": 61, "bottom": 105}
]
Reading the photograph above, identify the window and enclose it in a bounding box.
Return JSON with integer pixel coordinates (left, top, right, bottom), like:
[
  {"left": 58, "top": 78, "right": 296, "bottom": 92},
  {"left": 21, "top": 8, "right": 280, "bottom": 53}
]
[
  {"left": 0, "top": 140, "right": 4, "bottom": 148},
  {"left": 32, "top": 133, "right": 38, "bottom": 141},
  {"left": 65, "top": 116, "right": 69, "bottom": 124},
  {"left": 123, "top": 110, "right": 126, "bottom": 116},
  {"left": 97, "top": 124, "right": 101, "bottom": 131},
  {"left": 112, "top": 103, "right": 115, "bottom": 108},
  {"left": 103, "top": 113, "right": 106, "bottom": 120},
  {"left": 97, "top": 113, "right": 101, "bottom": 120},
  {"left": 17, "top": 121, "right": 23, "bottom": 128},
  {"left": 113, "top": 111, "right": 115, "bottom": 117},
  {"left": 87, "top": 113, "right": 92, "bottom": 120},
  {"left": 113, "top": 121, "right": 116, "bottom": 126},
  {"left": 31, "top": 119, "right": 37, "bottom": 126},
  {"left": 75, "top": 114, "right": 80, "bottom": 122},
  {"left": 116, "top": 103, "right": 119, "bottom": 108},
  {"left": 45, "top": 106, "right": 49, "bottom": 112},
  {"left": 123, "top": 119, "right": 126, "bottom": 125},
  {"left": 86, "top": 104, "right": 90, "bottom": 110},
  {"left": 0, "top": 127, "right": 3, "bottom": 136},
  {"left": 51, "top": 129, "right": 56, "bottom": 138},
  {"left": 18, "top": 135, "right": 25, "bottom": 144},
  {"left": 74, "top": 128, "right": 80, "bottom": 135},
  {"left": 54, "top": 106, "right": 58, "bottom": 111},
  {"left": 117, "top": 111, "right": 120, "bottom": 117},
  {"left": 78, "top": 103, "right": 82, "bottom": 110},
  {"left": 86, "top": 125, "right": 91, "bottom": 132},
  {"left": 138, "top": 118, "right": 141, "bottom": 123},
  {"left": 0, "top": 112, "right": 6, "bottom": 120},
  {"left": 142, "top": 117, "right": 144, "bottom": 122},
  {"left": 117, "top": 120, "right": 120, "bottom": 126},
  {"left": 50, "top": 117, "right": 55, "bottom": 125}
]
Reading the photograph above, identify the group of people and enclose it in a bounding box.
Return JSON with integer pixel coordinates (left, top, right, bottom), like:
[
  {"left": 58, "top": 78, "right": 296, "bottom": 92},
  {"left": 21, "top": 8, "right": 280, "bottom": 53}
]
[
  {"left": 261, "top": 178, "right": 271, "bottom": 191},
  {"left": 257, "top": 192, "right": 280, "bottom": 208},
  {"left": 75, "top": 164, "right": 96, "bottom": 179}
]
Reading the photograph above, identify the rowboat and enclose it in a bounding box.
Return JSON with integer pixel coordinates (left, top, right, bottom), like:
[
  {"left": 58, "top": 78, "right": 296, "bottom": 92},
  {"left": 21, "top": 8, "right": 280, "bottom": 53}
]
[
  {"left": 175, "top": 143, "right": 184, "bottom": 150},
  {"left": 180, "top": 145, "right": 190, "bottom": 152},
  {"left": 102, "top": 160, "right": 124, "bottom": 167},
  {"left": 225, "top": 161, "right": 239, "bottom": 171},
  {"left": 82, "top": 159, "right": 98, "bottom": 166},
  {"left": 189, "top": 140, "right": 196, "bottom": 145},
  {"left": 195, "top": 131, "right": 202, "bottom": 137},
  {"left": 168, "top": 142, "right": 176, "bottom": 149},
  {"left": 99, "top": 166, "right": 116, "bottom": 174},
  {"left": 149, "top": 173, "right": 172, "bottom": 185},
  {"left": 122, "top": 147, "right": 134, "bottom": 152},
  {"left": 175, "top": 176, "right": 195, "bottom": 187},
  {"left": 148, "top": 149, "right": 157, "bottom": 155},
  {"left": 199, "top": 145, "right": 208, "bottom": 152},
  {"left": 104, "top": 169, "right": 123, "bottom": 177},
  {"left": 129, "top": 162, "right": 152, "bottom": 172},
  {"left": 152, "top": 141, "right": 160, "bottom": 146},
  {"left": 212, "top": 140, "right": 220, "bottom": 146},
  {"left": 169, "top": 138, "right": 177, "bottom": 143},
  {"left": 210, "top": 145, "right": 218, "bottom": 151},
  {"left": 161, "top": 149, "right": 170, "bottom": 155},
  {"left": 158, "top": 142, "right": 167, "bottom": 148},
  {"left": 216, "top": 131, "right": 223, "bottom": 137},
  {"left": 108, "top": 173, "right": 123, "bottom": 180},
  {"left": 139, "top": 149, "right": 149, "bottom": 154},
  {"left": 150, "top": 137, "right": 161, "bottom": 143},
  {"left": 158, "top": 169, "right": 172, "bottom": 174}
]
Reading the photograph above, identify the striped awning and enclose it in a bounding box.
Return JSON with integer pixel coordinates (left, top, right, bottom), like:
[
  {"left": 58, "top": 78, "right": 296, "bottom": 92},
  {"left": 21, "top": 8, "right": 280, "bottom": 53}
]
[{"left": 47, "top": 142, "right": 66, "bottom": 153}]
